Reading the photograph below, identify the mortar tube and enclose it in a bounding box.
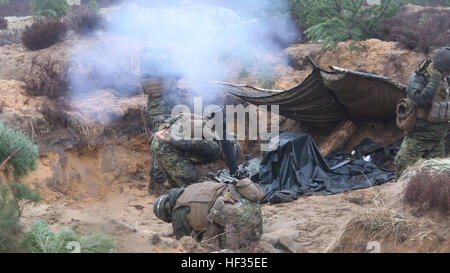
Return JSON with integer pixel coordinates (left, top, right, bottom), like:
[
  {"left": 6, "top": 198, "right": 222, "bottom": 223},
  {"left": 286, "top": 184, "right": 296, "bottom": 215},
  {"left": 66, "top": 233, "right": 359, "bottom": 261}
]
[{"left": 220, "top": 107, "right": 239, "bottom": 176}]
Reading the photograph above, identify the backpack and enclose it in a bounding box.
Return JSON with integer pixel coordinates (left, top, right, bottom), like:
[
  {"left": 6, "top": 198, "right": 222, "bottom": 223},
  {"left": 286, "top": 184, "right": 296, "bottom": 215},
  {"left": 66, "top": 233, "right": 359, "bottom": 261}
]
[{"left": 396, "top": 98, "right": 417, "bottom": 132}]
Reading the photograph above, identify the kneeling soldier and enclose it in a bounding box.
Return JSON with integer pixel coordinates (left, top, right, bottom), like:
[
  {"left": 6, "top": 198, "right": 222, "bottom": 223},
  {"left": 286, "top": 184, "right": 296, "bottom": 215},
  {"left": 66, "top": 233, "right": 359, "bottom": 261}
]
[
  {"left": 153, "top": 180, "right": 264, "bottom": 250},
  {"left": 150, "top": 112, "right": 241, "bottom": 192}
]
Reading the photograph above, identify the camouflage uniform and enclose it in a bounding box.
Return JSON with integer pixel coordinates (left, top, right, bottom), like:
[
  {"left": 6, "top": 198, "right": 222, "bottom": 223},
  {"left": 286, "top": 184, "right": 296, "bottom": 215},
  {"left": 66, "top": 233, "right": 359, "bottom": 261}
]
[
  {"left": 394, "top": 69, "right": 449, "bottom": 177},
  {"left": 147, "top": 86, "right": 184, "bottom": 192},
  {"left": 154, "top": 181, "right": 264, "bottom": 250},
  {"left": 140, "top": 50, "right": 189, "bottom": 193},
  {"left": 174, "top": 200, "right": 263, "bottom": 249},
  {"left": 150, "top": 114, "right": 223, "bottom": 188}
]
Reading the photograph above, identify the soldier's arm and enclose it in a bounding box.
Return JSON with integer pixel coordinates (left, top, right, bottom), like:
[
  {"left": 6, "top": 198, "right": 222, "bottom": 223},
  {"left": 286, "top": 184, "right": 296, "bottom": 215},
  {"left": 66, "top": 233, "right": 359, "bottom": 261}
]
[
  {"left": 171, "top": 207, "right": 193, "bottom": 240},
  {"left": 407, "top": 70, "right": 442, "bottom": 108},
  {"left": 169, "top": 138, "right": 222, "bottom": 160}
]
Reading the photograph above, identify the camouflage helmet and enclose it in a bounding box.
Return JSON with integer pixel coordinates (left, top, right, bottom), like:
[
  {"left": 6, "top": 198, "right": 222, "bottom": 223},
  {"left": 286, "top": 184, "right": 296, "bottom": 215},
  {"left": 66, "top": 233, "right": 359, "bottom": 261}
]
[
  {"left": 432, "top": 47, "right": 450, "bottom": 73},
  {"left": 153, "top": 194, "right": 172, "bottom": 223}
]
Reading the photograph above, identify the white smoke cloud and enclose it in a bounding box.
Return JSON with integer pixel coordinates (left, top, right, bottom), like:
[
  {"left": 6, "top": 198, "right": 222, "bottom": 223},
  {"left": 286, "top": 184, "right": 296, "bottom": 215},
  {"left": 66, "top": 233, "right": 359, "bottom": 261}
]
[{"left": 68, "top": 0, "right": 299, "bottom": 118}]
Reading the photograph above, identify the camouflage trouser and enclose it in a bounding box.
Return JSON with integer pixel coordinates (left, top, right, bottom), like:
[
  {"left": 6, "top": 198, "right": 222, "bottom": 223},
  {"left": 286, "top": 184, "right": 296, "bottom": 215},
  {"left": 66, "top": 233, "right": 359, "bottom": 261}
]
[
  {"left": 223, "top": 199, "right": 263, "bottom": 250},
  {"left": 150, "top": 137, "right": 201, "bottom": 188},
  {"left": 148, "top": 116, "right": 168, "bottom": 194},
  {"left": 171, "top": 200, "right": 262, "bottom": 250},
  {"left": 394, "top": 134, "right": 445, "bottom": 177},
  {"left": 149, "top": 155, "right": 167, "bottom": 192}
]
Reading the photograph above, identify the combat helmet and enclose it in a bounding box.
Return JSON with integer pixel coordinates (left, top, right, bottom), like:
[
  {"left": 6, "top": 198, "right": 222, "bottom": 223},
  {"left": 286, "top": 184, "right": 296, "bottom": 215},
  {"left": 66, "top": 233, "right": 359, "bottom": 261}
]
[
  {"left": 433, "top": 47, "right": 450, "bottom": 73},
  {"left": 153, "top": 194, "right": 172, "bottom": 223}
]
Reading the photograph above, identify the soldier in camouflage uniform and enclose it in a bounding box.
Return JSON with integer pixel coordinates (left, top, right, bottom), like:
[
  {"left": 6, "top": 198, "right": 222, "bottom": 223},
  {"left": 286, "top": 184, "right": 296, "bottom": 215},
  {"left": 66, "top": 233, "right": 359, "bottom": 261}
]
[
  {"left": 395, "top": 47, "right": 450, "bottom": 177},
  {"left": 140, "top": 50, "right": 188, "bottom": 194},
  {"left": 153, "top": 180, "right": 264, "bottom": 250},
  {"left": 151, "top": 113, "right": 241, "bottom": 189}
]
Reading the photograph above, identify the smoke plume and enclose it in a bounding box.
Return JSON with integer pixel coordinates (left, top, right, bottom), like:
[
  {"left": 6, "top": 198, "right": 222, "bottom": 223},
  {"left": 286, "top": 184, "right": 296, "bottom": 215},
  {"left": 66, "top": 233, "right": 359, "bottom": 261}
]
[{"left": 68, "top": 0, "right": 299, "bottom": 120}]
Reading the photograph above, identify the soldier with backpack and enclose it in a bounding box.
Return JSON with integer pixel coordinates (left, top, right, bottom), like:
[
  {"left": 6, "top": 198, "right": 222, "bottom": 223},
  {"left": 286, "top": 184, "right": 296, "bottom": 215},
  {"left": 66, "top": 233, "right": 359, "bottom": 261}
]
[{"left": 395, "top": 47, "right": 450, "bottom": 177}]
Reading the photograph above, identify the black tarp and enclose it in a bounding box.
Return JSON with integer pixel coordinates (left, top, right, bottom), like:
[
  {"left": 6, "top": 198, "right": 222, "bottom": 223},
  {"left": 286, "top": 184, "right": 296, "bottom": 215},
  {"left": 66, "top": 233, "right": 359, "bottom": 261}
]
[{"left": 258, "top": 132, "right": 395, "bottom": 203}]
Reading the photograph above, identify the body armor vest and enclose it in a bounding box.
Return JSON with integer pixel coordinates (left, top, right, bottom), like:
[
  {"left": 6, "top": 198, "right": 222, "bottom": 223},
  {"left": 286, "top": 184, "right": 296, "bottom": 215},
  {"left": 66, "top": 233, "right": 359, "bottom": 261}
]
[{"left": 427, "top": 78, "right": 449, "bottom": 123}]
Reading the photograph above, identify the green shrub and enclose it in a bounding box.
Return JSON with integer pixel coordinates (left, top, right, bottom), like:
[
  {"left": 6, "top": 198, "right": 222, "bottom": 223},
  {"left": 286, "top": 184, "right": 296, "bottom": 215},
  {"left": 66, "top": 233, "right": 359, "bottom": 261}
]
[
  {"left": 20, "top": 220, "right": 116, "bottom": 253},
  {"left": 30, "top": 0, "right": 69, "bottom": 18},
  {"left": 290, "top": 0, "right": 404, "bottom": 50},
  {"left": 0, "top": 120, "right": 38, "bottom": 177},
  {"left": 0, "top": 183, "right": 42, "bottom": 253},
  {"left": 0, "top": 121, "right": 41, "bottom": 253}
]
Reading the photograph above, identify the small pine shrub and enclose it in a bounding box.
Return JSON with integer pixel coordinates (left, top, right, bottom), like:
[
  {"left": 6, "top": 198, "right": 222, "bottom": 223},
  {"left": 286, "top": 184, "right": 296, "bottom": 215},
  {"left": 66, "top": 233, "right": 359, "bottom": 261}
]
[
  {"left": 21, "top": 19, "right": 67, "bottom": 50},
  {"left": 0, "top": 121, "right": 41, "bottom": 253},
  {"left": 290, "top": 0, "right": 403, "bottom": 50},
  {"left": 30, "top": 0, "right": 69, "bottom": 19},
  {"left": 22, "top": 55, "right": 69, "bottom": 99},
  {"left": 0, "top": 183, "right": 42, "bottom": 253},
  {"left": 0, "top": 120, "right": 39, "bottom": 177},
  {"left": 0, "top": 17, "right": 7, "bottom": 30},
  {"left": 20, "top": 220, "right": 116, "bottom": 253}
]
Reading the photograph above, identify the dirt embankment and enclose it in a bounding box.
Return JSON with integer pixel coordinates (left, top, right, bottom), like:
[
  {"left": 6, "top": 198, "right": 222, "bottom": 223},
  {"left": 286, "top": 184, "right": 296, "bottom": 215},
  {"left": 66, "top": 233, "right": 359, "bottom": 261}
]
[
  {"left": 1, "top": 37, "right": 447, "bottom": 253},
  {"left": 286, "top": 38, "right": 426, "bottom": 85},
  {"left": 333, "top": 159, "right": 450, "bottom": 253}
]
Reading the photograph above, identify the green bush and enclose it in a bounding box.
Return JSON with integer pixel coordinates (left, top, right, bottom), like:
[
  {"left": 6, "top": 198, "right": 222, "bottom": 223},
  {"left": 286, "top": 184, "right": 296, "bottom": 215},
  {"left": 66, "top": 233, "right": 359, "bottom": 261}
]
[
  {"left": 290, "top": 0, "right": 404, "bottom": 50},
  {"left": 30, "top": 0, "right": 69, "bottom": 18},
  {"left": 0, "top": 120, "right": 38, "bottom": 177},
  {"left": 0, "top": 183, "right": 41, "bottom": 253},
  {"left": 20, "top": 220, "right": 116, "bottom": 253}
]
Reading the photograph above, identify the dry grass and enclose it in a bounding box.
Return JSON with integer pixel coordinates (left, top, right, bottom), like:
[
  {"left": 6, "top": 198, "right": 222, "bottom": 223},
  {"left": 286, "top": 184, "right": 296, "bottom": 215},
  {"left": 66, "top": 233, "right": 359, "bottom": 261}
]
[
  {"left": 66, "top": 111, "right": 105, "bottom": 146},
  {"left": 361, "top": 207, "right": 410, "bottom": 243},
  {"left": 22, "top": 55, "right": 69, "bottom": 99},
  {"left": 0, "top": 29, "right": 22, "bottom": 46}
]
